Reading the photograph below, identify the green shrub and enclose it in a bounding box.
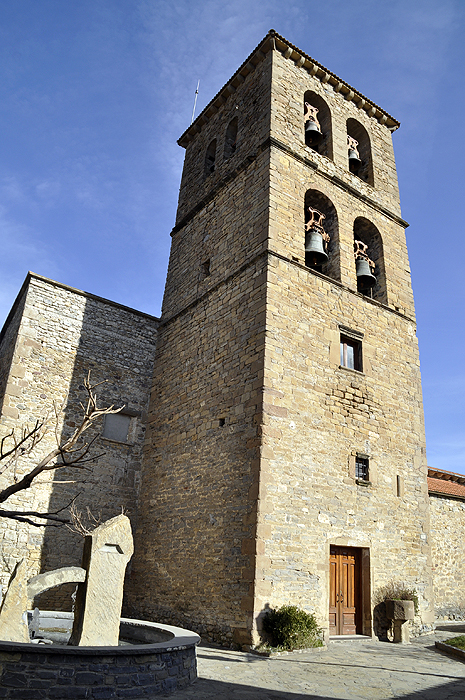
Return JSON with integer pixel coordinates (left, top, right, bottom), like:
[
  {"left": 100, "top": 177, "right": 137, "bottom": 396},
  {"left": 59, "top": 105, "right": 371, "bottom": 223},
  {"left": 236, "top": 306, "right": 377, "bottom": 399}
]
[
  {"left": 374, "top": 580, "right": 419, "bottom": 614},
  {"left": 444, "top": 636, "right": 465, "bottom": 650},
  {"left": 262, "top": 605, "right": 323, "bottom": 650}
]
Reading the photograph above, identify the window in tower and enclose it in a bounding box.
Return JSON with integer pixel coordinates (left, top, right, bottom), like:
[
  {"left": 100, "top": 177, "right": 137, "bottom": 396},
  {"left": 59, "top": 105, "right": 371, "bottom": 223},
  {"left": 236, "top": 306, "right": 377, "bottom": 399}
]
[
  {"left": 305, "top": 206, "right": 328, "bottom": 269},
  {"left": 224, "top": 117, "right": 238, "bottom": 159},
  {"left": 354, "top": 239, "right": 376, "bottom": 297},
  {"left": 355, "top": 455, "right": 370, "bottom": 483},
  {"left": 340, "top": 332, "right": 363, "bottom": 372},
  {"left": 102, "top": 412, "right": 132, "bottom": 443},
  {"left": 304, "top": 190, "right": 340, "bottom": 281},
  {"left": 204, "top": 139, "right": 217, "bottom": 177},
  {"left": 303, "top": 91, "right": 333, "bottom": 159},
  {"left": 353, "top": 218, "right": 386, "bottom": 304},
  {"left": 201, "top": 259, "right": 211, "bottom": 278},
  {"left": 346, "top": 119, "right": 373, "bottom": 185}
]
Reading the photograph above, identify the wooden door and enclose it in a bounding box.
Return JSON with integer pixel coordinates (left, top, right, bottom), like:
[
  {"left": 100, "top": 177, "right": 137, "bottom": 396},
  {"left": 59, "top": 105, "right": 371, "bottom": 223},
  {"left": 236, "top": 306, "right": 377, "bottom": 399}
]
[{"left": 329, "top": 546, "right": 360, "bottom": 635}]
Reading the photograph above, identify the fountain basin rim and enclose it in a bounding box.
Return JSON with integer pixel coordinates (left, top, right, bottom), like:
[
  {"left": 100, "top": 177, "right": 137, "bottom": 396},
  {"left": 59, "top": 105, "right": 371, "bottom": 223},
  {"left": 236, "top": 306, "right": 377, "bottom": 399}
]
[{"left": 0, "top": 612, "right": 200, "bottom": 655}]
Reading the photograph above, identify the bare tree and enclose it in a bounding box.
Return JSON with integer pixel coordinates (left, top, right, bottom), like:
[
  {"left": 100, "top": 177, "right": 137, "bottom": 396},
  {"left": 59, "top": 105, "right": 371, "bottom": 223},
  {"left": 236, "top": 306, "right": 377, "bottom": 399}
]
[{"left": 0, "top": 373, "right": 122, "bottom": 527}]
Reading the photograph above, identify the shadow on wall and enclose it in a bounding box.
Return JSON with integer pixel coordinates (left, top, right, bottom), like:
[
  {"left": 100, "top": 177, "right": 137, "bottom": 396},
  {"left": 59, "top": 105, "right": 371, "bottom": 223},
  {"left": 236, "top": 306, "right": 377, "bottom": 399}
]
[
  {"left": 0, "top": 288, "right": 28, "bottom": 412},
  {"left": 373, "top": 601, "right": 391, "bottom": 641},
  {"left": 31, "top": 293, "right": 157, "bottom": 611}
]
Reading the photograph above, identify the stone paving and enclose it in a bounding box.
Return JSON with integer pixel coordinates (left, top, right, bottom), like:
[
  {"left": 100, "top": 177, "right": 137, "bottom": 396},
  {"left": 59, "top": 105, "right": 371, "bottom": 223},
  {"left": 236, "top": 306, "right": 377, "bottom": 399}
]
[{"left": 161, "top": 624, "right": 465, "bottom": 699}]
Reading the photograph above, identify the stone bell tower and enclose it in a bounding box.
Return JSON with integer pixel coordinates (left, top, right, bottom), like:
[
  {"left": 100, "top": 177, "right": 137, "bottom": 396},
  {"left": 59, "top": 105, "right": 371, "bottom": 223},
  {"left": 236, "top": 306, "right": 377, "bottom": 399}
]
[{"left": 128, "top": 31, "right": 434, "bottom": 645}]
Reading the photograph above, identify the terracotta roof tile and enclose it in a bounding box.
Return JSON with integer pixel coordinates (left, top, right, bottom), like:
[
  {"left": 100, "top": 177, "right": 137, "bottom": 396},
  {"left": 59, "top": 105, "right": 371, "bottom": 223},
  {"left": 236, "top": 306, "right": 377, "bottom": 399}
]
[{"left": 428, "top": 475, "right": 465, "bottom": 500}]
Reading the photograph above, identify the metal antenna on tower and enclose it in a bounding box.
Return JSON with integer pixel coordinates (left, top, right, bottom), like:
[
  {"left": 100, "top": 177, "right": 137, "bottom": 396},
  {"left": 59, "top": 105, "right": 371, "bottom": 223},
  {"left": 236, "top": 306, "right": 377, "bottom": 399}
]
[{"left": 191, "top": 80, "right": 200, "bottom": 124}]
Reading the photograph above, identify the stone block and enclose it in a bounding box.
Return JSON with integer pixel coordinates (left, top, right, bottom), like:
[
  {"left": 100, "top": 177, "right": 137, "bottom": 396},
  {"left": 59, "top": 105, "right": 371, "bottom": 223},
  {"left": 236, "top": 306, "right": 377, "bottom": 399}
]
[
  {"left": 385, "top": 599, "right": 415, "bottom": 621},
  {"left": 69, "top": 515, "right": 134, "bottom": 646},
  {"left": 27, "top": 566, "right": 86, "bottom": 599},
  {"left": 0, "top": 671, "right": 28, "bottom": 687},
  {"left": 392, "top": 619, "right": 411, "bottom": 644},
  {"left": 0, "top": 560, "right": 29, "bottom": 643}
]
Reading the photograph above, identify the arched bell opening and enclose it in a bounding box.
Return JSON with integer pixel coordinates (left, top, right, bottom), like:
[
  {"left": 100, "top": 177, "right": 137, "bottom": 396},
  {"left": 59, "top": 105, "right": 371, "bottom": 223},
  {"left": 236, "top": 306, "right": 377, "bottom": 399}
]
[
  {"left": 303, "top": 91, "right": 333, "bottom": 160},
  {"left": 224, "top": 117, "right": 238, "bottom": 160},
  {"left": 347, "top": 119, "right": 374, "bottom": 186},
  {"left": 204, "top": 139, "right": 217, "bottom": 178},
  {"left": 304, "top": 190, "right": 340, "bottom": 281},
  {"left": 353, "top": 217, "right": 386, "bottom": 303}
]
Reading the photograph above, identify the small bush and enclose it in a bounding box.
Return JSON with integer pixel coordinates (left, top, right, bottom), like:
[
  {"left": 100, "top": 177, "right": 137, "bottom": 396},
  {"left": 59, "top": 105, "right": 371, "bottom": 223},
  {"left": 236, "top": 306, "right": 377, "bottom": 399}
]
[
  {"left": 444, "top": 636, "right": 465, "bottom": 650},
  {"left": 374, "top": 580, "right": 419, "bottom": 614},
  {"left": 262, "top": 605, "right": 323, "bottom": 650}
]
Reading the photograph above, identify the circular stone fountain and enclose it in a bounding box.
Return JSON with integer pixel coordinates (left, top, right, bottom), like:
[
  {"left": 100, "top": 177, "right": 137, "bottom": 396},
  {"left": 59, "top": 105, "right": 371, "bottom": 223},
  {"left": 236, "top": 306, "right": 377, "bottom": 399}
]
[
  {"left": 0, "top": 516, "right": 200, "bottom": 697},
  {"left": 0, "top": 611, "right": 200, "bottom": 698}
]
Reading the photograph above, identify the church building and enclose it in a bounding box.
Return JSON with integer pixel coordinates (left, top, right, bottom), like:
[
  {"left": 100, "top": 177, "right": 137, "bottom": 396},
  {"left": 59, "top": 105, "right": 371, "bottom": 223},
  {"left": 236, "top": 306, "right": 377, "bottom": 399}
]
[{"left": 1, "top": 31, "right": 464, "bottom": 647}]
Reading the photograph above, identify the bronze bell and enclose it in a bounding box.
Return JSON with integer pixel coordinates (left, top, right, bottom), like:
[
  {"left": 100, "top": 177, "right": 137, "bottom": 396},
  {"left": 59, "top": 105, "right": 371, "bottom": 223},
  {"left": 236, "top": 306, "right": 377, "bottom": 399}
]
[
  {"left": 348, "top": 148, "right": 362, "bottom": 173},
  {"left": 305, "top": 119, "right": 323, "bottom": 146},
  {"left": 356, "top": 258, "right": 376, "bottom": 289},
  {"left": 305, "top": 228, "right": 328, "bottom": 265}
]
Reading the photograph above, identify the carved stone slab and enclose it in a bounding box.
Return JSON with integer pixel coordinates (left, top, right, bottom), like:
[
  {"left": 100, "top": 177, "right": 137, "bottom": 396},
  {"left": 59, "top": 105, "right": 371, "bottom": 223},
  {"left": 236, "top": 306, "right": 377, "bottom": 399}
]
[
  {"left": 28, "top": 566, "right": 86, "bottom": 599},
  {"left": 0, "top": 560, "right": 29, "bottom": 643},
  {"left": 385, "top": 599, "right": 415, "bottom": 621},
  {"left": 69, "top": 514, "right": 134, "bottom": 646}
]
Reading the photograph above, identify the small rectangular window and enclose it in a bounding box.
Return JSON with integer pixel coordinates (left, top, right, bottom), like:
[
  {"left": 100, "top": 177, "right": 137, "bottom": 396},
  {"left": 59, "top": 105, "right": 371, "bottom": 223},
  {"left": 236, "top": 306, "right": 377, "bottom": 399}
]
[
  {"left": 355, "top": 456, "right": 369, "bottom": 482},
  {"left": 340, "top": 334, "right": 362, "bottom": 372},
  {"left": 102, "top": 413, "right": 131, "bottom": 443},
  {"left": 201, "top": 259, "right": 211, "bottom": 278}
]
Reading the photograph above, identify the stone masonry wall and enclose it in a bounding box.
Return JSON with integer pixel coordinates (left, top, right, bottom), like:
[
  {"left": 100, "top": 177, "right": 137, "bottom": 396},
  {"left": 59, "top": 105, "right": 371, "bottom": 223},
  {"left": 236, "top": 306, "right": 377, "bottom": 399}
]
[
  {"left": 270, "top": 48, "right": 402, "bottom": 217},
  {"left": 163, "top": 56, "right": 272, "bottom": 322},
  {"left": 175, "top": 49, "right": 272, "bottom": 227},
  {"left": 0, "top": 283, "right": 26, "bottom": 408},
  {"left": 430, "top": 494, "right": 465, "bottom": 619},
  {"left": 269, "top": 49, "right": 414, "bottom": 319},
  {"left": 128, "top": 253, "right": 268, "bottom": 647},
  {"left": 253, "top": 257, "right": 433, "bottom": 637},
  {"left": 0, "top": 274, "right": 158, "bottom": 608},
  {"left": 128, "top": 50, "right": 277, "bottom": 645},
  {"left": 245, "top": 48, "right": 433, "bottom": 639},
  {"left": 0, "top": 643, "right": 196, "bottom": 699}
]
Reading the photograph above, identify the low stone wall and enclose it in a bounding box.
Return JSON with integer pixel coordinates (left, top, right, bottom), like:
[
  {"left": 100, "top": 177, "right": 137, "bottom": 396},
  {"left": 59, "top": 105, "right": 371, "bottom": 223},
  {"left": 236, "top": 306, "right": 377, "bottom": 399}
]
[{"left": 0, "top": 615, "right": 199, "bottom": 699}]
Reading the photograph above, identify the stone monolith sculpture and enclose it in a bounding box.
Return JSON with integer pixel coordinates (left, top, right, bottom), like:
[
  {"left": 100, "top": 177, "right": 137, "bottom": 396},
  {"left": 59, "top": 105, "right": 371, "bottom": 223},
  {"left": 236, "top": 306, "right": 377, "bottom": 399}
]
[
  {"left": 0, "top": 560, "right": 29, "bottom": 643},
  {"left": 69, "top": 514, "right": 133, "bottom": 646}
]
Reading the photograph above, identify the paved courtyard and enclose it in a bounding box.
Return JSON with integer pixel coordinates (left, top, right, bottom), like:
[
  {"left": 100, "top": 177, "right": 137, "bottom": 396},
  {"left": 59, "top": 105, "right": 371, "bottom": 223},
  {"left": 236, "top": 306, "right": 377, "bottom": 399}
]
[{"left": 162, "top": 624, "right": 465, "bottom": 700}]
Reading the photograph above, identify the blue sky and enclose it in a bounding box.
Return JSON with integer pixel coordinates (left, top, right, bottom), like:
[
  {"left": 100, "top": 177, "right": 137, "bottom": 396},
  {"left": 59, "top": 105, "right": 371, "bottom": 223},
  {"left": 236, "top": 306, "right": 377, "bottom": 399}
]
[{"left": 0, "top": 0, "right": 464, "bottom": 473}]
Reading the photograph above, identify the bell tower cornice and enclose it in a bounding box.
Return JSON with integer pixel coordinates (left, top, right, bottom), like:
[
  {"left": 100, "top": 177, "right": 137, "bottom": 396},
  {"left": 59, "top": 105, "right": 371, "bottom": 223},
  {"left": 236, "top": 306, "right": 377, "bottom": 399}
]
[{"left": 178, "top": 30, "right": 399, "bottom": 149}]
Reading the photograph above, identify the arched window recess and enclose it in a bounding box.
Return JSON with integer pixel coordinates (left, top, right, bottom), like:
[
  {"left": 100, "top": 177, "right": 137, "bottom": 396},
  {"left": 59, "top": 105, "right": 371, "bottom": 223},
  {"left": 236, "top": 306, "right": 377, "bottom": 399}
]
[
  {"left": 303, "top": 91, "right": 333, "bottom": 159},
  {"left": 305, "top": 207, "right": 329, "bottom": 270},
  {"left": 353, "top": 217, "right": 386, "bottom": 303},
  {"left": 304, "top": 103, "right": 323, "bottom": 148},
  {"left": 303, "top": 190, "right": 340, "bottom": 281},
  {"left": 224, "top": 117, "right": 238, "bottom": 159},
  {"left": 348, "top": 136, "right": 362, "bottom": 175},
  {"left": 346, "top": 119, "right": 373, "bottom": 185},
  {"left": 204, "top": 139, "right": 217, "bottom": 178},
  {"left": 354, "top": 239, "right": 376, "bottom": 295}
]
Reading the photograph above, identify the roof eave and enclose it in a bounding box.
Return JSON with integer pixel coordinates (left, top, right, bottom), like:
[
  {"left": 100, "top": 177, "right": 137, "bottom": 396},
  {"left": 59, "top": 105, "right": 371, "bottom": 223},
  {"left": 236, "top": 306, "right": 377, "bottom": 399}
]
[{"left": 178, "top": 29, "right": 400, "bottom": 149}]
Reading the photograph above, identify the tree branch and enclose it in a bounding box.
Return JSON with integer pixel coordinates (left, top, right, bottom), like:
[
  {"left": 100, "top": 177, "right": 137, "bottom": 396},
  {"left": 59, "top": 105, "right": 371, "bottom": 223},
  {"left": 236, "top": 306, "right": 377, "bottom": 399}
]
[
  {"left": 0, "top": 495, "right": 79, "bottom": 527},
  {"left": 0, "top": 372, "right": 123, "bottom": 526},
  {"left": 0, "top": 510, "right": 67, "bottom": 527},
  {"left": 0, "top": 420, "right": 44, "bottom": 475}
]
